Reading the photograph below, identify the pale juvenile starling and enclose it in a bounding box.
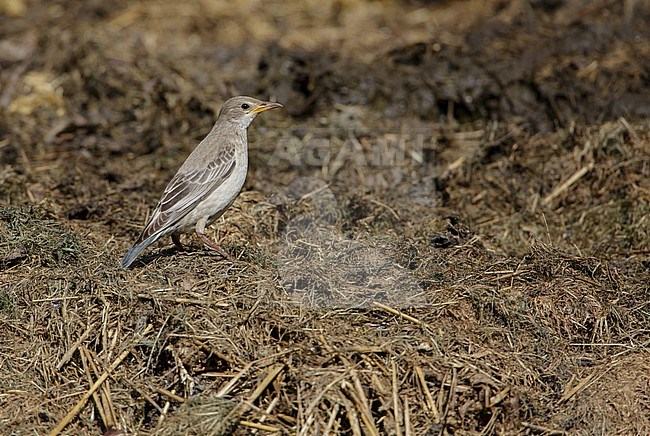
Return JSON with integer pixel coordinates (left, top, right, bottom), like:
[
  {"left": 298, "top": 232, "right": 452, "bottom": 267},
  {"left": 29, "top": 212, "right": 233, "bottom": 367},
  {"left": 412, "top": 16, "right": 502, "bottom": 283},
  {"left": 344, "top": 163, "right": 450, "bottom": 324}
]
[{"left": 120, "top": 96, "right": 282, "bottom": 269}]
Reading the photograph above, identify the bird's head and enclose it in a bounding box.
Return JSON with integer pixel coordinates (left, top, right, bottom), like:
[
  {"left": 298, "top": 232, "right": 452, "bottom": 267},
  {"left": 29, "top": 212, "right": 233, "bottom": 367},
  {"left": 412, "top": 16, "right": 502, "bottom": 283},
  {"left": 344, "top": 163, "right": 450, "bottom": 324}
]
[{"left": 218, "top": 96, "right": 283, "bottom": 128}]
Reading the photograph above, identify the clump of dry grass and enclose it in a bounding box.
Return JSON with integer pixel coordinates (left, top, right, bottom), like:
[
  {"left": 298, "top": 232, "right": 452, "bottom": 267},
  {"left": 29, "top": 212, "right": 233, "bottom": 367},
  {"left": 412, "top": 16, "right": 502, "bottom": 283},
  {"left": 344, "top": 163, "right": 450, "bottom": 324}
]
[
  {"left": 0, "top": 205, "right": 85, "bottom": 269},
  {"left": 152, "top": 396, "right": 242, "bottom": 435}
]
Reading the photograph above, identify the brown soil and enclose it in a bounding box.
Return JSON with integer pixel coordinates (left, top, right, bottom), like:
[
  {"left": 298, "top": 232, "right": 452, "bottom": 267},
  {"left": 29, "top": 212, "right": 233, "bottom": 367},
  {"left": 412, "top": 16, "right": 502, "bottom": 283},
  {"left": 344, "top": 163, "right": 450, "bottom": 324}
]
[{"left": 1, "top": 0, "right": 649, "bottom": 434}]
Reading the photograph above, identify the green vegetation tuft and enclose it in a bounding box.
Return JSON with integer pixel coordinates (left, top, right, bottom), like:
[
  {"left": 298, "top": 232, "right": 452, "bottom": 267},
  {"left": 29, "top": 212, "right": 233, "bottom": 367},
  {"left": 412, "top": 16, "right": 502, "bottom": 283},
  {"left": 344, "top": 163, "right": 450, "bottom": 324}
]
[{"left": 0, "top": 205, "right": 84, "bottom": 268}]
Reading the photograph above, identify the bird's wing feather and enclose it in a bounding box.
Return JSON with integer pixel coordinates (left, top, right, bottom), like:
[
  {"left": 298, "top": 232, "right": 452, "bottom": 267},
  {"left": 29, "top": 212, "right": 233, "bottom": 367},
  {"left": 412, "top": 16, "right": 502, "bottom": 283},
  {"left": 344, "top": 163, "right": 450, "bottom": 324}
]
[{"left": 134, "top": 146, "right": 236, "bottom": 245}]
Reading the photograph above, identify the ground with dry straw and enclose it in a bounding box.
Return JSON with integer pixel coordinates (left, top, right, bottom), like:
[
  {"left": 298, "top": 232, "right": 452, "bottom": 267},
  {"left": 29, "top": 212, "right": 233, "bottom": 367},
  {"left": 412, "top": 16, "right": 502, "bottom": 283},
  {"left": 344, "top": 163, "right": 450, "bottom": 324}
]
[{"left": 1, "top": 0, "right": 649, "bottom": 434}]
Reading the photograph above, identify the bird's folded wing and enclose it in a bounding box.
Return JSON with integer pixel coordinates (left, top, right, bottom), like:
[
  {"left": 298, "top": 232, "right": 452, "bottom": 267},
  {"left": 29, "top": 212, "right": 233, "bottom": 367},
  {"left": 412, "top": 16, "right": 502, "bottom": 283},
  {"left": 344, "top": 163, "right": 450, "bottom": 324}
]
[{"left": 135, "top": 148, "right": 236, "bottom": 244}]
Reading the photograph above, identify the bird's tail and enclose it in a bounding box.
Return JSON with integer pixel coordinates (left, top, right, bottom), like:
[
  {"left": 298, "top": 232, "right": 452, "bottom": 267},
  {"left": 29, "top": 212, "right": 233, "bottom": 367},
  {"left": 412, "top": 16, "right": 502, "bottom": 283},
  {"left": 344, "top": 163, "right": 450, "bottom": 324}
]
[{"left": 119, "top": 233, "right": 160, "bottom": 269}]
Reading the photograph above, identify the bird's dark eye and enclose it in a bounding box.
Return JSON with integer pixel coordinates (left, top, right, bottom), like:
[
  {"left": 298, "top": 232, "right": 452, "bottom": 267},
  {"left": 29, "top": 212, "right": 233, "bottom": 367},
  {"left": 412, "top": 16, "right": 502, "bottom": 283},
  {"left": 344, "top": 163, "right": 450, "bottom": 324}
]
[{"left": 241, "top": 103, "right": 250, "bottom": 110}]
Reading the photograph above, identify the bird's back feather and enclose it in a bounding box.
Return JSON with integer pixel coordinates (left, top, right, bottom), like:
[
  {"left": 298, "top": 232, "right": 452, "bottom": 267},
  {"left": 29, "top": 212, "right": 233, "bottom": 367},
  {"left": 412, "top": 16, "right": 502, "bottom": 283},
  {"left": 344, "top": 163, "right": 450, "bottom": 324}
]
[{"left": 119, "top": 133, "right": 238, "bottom": 268}]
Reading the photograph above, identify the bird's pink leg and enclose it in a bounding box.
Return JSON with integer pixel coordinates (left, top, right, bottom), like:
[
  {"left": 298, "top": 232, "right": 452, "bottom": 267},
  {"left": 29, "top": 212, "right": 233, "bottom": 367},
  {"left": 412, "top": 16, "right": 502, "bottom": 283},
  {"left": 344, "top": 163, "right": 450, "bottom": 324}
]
[{"left": 195, "top": 218, "right": 233, "bottom": 260}]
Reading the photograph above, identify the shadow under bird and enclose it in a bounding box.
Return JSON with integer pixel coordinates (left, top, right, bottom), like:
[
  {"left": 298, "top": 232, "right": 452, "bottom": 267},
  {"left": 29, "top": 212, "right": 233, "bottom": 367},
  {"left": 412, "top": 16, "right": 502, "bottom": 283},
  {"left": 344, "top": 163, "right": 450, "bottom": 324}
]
[{"left": 120, "top": 96, "right": 283, "bottom": 269}]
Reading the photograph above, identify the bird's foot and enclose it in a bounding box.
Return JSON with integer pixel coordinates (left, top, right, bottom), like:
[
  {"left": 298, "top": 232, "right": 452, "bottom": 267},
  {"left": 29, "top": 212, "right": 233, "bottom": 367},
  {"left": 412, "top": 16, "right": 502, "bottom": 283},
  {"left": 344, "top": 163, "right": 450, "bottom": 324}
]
[{"left": 195, "top": 230, "right": 235, "bottom": 261}]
